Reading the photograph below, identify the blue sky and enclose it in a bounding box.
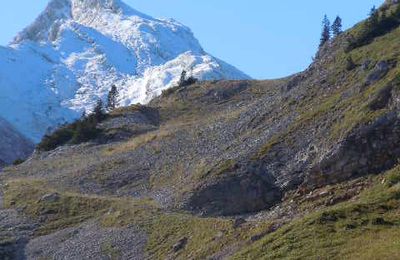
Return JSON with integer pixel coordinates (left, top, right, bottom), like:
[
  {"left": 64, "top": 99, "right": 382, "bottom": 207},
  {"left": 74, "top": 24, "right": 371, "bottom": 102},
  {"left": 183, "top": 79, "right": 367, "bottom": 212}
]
[{"left": 0, "top": 0, "right": 384, "bottom": 79}]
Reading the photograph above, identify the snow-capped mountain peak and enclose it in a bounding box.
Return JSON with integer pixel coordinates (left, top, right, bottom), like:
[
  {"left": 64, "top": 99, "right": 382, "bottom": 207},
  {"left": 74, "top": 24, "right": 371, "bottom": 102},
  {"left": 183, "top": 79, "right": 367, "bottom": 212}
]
[
  {"left": 1, "top": 0, "right": 250, "bottom": 142},
  {"left": 12, "top": 0, "right": 72, "bottom": 44}
]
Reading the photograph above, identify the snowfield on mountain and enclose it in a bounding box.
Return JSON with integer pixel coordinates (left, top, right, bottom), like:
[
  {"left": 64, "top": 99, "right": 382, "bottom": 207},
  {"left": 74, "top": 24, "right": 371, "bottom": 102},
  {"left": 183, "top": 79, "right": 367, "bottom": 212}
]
[{"left": 0, "top": 0, "right": 249, "bottom": 142}]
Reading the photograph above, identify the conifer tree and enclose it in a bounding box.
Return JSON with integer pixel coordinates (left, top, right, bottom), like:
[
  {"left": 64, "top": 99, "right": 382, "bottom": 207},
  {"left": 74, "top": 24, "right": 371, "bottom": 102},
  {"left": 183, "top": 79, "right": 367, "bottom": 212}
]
[
  {"left": 178, "top": 70, "right": 187, "bottom": 87},
  {"left": 93, "top": 99, "right": 105, "bottom": 122},
  {"left": 369, "top": 6, "right": 379, "bottom": 27},
  {"left": 106, "top": 85, "right": 119, "bottom": 111},
  {"left": 320, "top": 15, "right": 331, "bottom": 47},
  {"left": 332, "top": 16, "right": 343, "bottom": 37},
  {"left": 370, "top": 5, "right": 377, "bottom": 17}
]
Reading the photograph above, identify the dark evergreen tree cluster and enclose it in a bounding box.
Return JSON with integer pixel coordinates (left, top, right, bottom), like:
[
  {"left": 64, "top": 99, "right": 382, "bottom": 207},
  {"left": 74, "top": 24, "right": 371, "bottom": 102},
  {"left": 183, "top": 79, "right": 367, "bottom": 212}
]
[
  {"left": 347, "top": 4, "right": 400, "bottom": 50},
  {"left": 37, "top": 99, "right": 107, "bottom": 151},
  {"left": 178, "top": 70, "right": 198, "bottom": 87},
  {"left": 319, "top": 15, "right": 343, "bottom": 47}
]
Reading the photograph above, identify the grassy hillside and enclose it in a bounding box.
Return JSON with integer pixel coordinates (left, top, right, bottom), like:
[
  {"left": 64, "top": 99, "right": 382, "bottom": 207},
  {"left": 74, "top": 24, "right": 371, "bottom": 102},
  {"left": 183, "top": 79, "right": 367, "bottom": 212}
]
[
  {"left": 2, "top": 157, "right": 399, "bottom": 259},
  {"left": 234, "top": 167, "right": 400, "bottom": 259},
  {"left": 1, "top": 2, "right": 400, "bottom": 259}
]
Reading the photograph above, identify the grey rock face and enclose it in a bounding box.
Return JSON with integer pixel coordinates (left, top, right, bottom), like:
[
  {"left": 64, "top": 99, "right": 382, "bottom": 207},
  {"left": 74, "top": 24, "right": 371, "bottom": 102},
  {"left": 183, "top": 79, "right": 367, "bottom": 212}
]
[
  {"left": 185, "top": 162, "right": 282, "bottom": 216},
  {"left": 0, "top": 117, "right": 34, "bottom": 167},
  {"left": 306, "top": 112, "right": 400, "bottom": 189},
  {"left": 365, "top": 60, "right": 396, "bottom": 86}
]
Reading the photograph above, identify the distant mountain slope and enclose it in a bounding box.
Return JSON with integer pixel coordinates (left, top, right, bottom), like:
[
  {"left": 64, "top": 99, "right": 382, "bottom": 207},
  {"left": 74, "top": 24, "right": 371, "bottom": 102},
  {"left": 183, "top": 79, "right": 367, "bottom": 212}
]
[
  {"left": 0, "top": 117, "right": 34, "bottom": 167},
  {"left": 0, "top": 0, "right": 249, "bottom": 142}
]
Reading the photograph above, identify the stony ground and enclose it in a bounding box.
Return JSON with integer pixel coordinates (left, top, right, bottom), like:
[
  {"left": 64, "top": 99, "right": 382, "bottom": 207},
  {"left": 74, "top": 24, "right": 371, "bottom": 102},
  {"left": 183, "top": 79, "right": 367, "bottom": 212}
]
[
  {"left": 0, "top": 189, "right": 37, "bottom": 259},
  {"left": 0, "top": 186, "right": 147, "bottom": 259},
  {"left": 25, "top": 222, "right": 146, "bottom": 260}
]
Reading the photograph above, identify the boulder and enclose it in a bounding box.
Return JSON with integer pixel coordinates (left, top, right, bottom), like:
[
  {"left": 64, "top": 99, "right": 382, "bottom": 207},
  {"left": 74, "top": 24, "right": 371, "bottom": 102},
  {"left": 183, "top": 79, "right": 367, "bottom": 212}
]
[
  {"left": 39, "top": 193, "right": 61, "bottom": 203},
  {"left": 172, "top": 237, "right": 188, "bottom": 252}
]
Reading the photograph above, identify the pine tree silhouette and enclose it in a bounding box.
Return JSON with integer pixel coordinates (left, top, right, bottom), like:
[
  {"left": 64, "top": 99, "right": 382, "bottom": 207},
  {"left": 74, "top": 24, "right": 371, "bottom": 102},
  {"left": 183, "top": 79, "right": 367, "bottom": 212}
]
[
  {"left": 320, "top": 15, "right": 331, "bottom": 47},
  {"left": 332, "top": 16, "right": 343, "bottom": 37},
  {"left": 106, "top": 85, "right": 119, "bottom": 111}
]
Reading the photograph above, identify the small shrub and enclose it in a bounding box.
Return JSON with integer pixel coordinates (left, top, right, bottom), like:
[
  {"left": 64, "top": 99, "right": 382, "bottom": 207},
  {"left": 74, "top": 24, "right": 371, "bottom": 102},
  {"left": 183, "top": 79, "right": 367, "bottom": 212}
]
[
  {"left": 387, "top": 168, "right": 400, "bottom": 186},
  {"left": 371, "top": 217, "right": 393, "bottom": 226},
  {"left": 12, "top": 158, "right": 25, "bottom": 165},
  {"left": 345, "top": 56, "right": 357, "bottom": 71}
]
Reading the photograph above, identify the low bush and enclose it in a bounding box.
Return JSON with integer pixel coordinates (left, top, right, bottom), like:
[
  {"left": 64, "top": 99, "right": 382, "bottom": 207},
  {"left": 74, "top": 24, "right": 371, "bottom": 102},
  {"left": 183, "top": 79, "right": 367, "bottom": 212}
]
[
  {"left": 37, "top": 113, "right": 106, "bottom": 152},
  {"left": 12, "top": 158, "right": 25, "bottom": 165}
]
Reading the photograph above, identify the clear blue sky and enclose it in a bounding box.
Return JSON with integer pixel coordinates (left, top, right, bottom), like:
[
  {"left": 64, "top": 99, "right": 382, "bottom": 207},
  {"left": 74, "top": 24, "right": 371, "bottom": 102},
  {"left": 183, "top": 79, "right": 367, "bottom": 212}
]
[{"left": 0, "top": 0, "right": 385, "bottom": 79}]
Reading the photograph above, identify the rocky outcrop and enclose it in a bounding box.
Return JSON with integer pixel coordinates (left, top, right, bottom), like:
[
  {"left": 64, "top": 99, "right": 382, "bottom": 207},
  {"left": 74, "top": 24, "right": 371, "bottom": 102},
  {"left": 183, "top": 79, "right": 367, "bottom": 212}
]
[
  {"left": 306, "top": 112, "right": 400, "bottom": 189},
  {"left": 365, "top": 60, "right": 396, "bottom": 86},
  {"left": 186, "top": 162, "right": 282, "bottom": 216}
]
